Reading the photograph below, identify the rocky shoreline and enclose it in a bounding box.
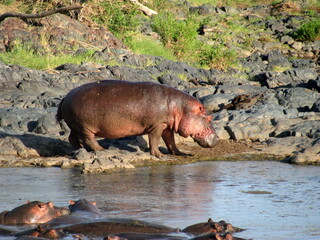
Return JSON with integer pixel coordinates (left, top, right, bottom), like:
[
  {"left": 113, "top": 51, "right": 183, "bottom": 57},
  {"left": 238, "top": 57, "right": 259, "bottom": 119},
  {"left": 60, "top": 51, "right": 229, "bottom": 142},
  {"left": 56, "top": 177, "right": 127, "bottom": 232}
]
[{"left": 0, "top": 2, "right": 319, "bottom": 173}]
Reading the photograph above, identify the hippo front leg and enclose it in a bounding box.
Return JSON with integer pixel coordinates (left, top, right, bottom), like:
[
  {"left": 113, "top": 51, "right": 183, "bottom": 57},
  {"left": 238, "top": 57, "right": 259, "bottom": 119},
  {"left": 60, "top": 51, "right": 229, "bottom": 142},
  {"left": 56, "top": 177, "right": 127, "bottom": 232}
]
[
  {"left": 162, "top": 128, "right": 186, "bottom": 156},
  {"left": 148, "top": 124, "right": 167, "bottom": 158}
]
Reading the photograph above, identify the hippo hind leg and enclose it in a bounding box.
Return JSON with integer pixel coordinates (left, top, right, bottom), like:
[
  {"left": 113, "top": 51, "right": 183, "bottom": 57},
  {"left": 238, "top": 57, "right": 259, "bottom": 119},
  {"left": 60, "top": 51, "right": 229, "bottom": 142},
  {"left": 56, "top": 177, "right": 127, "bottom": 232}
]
[
  {"left": 162, "top": 128, "right": 189, "bottom": 156},
  {"left": 80, "top": 133, "right": 104, "bottom": 152},
  {"left": 69, "top": 130, "right": 104, "bottom": 151},
  {"left": 68, "top": 130, "right": 82, "bottom": 149}
]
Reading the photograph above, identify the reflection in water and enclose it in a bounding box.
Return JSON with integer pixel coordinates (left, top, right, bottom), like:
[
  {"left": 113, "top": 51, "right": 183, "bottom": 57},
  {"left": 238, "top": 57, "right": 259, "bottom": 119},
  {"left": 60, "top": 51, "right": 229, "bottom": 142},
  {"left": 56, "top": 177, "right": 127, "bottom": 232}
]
[{"left": 0, "top": 161, "right": 319, "bottom": 240}]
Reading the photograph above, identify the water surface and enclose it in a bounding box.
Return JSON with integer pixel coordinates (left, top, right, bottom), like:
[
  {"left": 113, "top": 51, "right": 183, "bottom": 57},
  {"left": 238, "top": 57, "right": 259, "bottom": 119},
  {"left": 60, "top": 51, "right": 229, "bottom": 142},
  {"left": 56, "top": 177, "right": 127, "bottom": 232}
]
[{"left": 0, "top": 161, "right": 319, "bottom": 240}]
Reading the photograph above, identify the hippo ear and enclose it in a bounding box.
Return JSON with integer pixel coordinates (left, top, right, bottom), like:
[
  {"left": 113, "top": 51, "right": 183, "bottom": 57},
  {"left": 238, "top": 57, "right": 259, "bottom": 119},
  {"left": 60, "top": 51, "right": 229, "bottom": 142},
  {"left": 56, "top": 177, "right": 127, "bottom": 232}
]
[
  {"left": 91, "top": 201, "right": 97, "bottom": 206},
  {"left": 48, "top": 202, "right": 54, "bottom": 208},
  {"left": 69, "top": 200, "right": 75, "bottom": 205}
]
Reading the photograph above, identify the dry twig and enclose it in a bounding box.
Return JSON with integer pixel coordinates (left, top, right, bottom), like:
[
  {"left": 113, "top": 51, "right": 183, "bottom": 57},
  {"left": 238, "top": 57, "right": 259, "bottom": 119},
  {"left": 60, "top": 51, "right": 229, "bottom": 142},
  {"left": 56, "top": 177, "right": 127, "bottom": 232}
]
[{"left": 0, "top": 5, "right": 83, "bottom": 22}]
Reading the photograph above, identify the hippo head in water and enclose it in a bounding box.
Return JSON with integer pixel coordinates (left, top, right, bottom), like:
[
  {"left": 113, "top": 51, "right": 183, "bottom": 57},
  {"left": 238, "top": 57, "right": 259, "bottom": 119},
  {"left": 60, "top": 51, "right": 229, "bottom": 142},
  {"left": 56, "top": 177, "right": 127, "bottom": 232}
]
[
  {"left": 0, "top": 201, "right": 69, "bottom": 225},
  {"left": 176, "top": 100, "right": 219, "bottom": 148}
]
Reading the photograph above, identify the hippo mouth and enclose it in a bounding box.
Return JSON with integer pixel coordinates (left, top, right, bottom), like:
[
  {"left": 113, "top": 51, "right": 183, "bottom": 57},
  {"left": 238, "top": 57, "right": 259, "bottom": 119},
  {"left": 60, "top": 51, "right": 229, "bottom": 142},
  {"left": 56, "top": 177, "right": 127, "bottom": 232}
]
[{"left": 191, "top": 128, "right": 219, "bottom": 148}]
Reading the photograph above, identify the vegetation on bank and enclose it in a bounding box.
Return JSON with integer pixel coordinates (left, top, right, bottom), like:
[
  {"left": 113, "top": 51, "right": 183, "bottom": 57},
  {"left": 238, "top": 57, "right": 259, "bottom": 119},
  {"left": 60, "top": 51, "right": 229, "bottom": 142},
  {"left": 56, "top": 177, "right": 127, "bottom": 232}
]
[
  {"left": 0, "top": 0, "right": 319, "bottom": 70},
  {"left": 292, "top": 18, "right": 320, "bottom": 41}
]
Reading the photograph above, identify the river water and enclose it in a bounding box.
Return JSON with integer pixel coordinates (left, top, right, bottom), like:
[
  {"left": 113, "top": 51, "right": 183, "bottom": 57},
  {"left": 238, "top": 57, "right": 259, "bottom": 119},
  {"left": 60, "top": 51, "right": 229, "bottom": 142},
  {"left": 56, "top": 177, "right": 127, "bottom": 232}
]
[{"left": 0, "top": 161, "right": 319, "bottom": 240}]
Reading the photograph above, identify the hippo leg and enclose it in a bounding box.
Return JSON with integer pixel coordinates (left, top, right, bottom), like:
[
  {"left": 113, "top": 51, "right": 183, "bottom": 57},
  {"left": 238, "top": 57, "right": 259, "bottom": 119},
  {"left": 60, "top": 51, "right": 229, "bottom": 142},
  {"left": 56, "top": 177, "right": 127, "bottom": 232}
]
[
  {"left": 69, "top": 130, "right": 82, "bottom": 149},
  {"left": 79, "top": 133, "right": 104, "bottom": 151},
  {"left": 162, "top": 128, "right": 185, "bottom": 155},
  {"left": 148, "top": 124, "right": 166, "bottom": 158}
]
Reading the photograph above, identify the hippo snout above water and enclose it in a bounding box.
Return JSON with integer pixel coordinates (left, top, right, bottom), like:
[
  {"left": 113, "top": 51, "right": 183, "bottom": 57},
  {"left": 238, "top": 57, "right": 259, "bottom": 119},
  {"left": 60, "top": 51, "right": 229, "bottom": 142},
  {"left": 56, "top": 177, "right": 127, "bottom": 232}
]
[
  {"left": 0, "top": 201, "right": 69, "bottom": 225},
  {"left": 56, "top": 80, "right": 219, "bottom": 158}
]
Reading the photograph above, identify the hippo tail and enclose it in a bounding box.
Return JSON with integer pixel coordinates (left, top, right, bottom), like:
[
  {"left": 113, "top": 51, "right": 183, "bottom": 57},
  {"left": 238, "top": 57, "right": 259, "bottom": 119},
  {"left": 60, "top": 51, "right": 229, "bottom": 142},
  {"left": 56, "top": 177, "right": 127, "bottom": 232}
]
[{"left": 56, "top": 98, "right": 64, "bottom": 122}]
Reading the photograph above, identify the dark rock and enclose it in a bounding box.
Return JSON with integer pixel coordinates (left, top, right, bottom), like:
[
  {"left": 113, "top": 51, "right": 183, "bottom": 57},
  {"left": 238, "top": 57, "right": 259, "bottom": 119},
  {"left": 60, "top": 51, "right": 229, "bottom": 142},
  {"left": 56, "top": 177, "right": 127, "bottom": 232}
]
[
  {"left": 283, "top": 69, "right": 318, "bottom": 84},
  {"left": 223, "top": 93, "right": 262, "bottom": 110},
  {"left": 0, "top": 132, "right": 72, "bottom": 157},
  {"left": 260, "top": 68, "right": 318, "bottom": 88},
  {"left": 105, "top": 65, "right": 156, "bottom": 83},
  {"left": 262, "top": 71, "right": 294, "bottom": 88},
  {"left": 266, "top": 50, "right": 292, "bottom": 70},
  {"left": 0, "top": 14, "right": 127, "bottom": 54},
  {"left": 247, "top": 5, "right": 271, "bottom": 16},
  {"left": 158, "top": 74, "right": 182, "bottom": 88},
  {"left": 291, "top": 59, "right": 317, "bottom": 69},
  {"left": 189, "top": 4, "right": 216, "bottom": 15},
  {"left": 311, "top": 99, "right": 320, "bottom": 112},
  {"left": 207, "top": 68, "right": 224, "bottom": 85},
  {"left": 277, "top": 121, "right": 320, "bottom": 139},
  {"left": 280, "top": 35, "right": 294, "bottom": 44},
  {"left": 31, "top": 114, "right": 61, "bottom": 135},
  {"left": 269, "top": 21, "right": 288, "bottom": 32},
  {"left": 214, "top": 85, "right": 266, "bottom": 95},
  {"left": 289, "top": 138, "right": 320, "bottom": 164},
  {"left": 0, "top": 107, "right": 59, "bottom": 134},
  {"left": 201, "top": 93, "right": 235, "bottom": 112},
  {"left": 275, "top": 88, "right": 320, "bottom": 111}
]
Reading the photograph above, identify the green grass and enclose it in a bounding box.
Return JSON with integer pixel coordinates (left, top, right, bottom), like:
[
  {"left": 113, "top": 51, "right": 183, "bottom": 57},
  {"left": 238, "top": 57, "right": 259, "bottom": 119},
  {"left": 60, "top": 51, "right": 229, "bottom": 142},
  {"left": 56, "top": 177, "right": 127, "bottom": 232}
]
[
  {"left": 198, "top": 44, "right": 238, "bottom": 70},
  {"left": 291, "top": 18, "right": 320, "bottom": 41},
  {"left": 0, "top": 43, "right": 103, "bottom": 70},
  {"left": 151, "top": 11, "right": 200, "bottom": 60},
  {"left": 126, "top": 34, "right": 176, "bottom": 61}
]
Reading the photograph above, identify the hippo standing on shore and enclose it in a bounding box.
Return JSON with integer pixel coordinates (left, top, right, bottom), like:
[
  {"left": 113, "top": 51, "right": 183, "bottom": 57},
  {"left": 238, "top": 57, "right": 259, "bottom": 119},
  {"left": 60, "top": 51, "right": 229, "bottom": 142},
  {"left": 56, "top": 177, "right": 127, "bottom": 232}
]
[{"left": 56, "top": 80, "right": 218, "bottom": 157}]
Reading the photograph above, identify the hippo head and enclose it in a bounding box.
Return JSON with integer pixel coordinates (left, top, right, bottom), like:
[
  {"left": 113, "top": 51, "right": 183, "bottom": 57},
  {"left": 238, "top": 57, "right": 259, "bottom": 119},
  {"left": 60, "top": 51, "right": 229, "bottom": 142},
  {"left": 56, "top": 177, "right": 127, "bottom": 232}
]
[
  {"left": 24, "top": 201, "right": 66, "bottom": 224},
  {"left": 69, "top": 199, "right": 100, "bottom": 215},
  {"left": 5, "top": 201, "right": 68, "bottom": 224},
  {"left": 176, "top": 100, "right": 219, "bottom": 148}
]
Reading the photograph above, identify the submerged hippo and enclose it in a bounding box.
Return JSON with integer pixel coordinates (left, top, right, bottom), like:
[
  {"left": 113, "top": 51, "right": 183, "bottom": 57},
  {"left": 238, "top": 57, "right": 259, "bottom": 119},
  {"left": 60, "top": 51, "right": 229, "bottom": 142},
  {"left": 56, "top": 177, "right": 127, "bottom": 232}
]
[
  {"left": 46, "top": 198, "right": 101, "bottom": 226},
  {"left": 182, "top": 218, "right": 244, "bottom": 235},
  {"left": 56, "top": 80, "right": 218, "bottom": 157},
  {"left": 107, "top": 232, "right": 244, "bottom": 240},
  {"left": 0, "top": 201, "right": 69, "bottom": 225},
  {"left": 16, "top": 218, "right": 179, "bottom": 239}
]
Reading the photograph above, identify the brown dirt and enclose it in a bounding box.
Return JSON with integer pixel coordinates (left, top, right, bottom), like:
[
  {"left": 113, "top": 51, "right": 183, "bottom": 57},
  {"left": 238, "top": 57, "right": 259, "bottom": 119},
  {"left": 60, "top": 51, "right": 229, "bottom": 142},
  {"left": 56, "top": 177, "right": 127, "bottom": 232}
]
[
  {"left": 133, "top": 140, "right": 277, "bottom": 168},
  {"left": 190, "top": 139, "right": 254, "bottom": 157}
]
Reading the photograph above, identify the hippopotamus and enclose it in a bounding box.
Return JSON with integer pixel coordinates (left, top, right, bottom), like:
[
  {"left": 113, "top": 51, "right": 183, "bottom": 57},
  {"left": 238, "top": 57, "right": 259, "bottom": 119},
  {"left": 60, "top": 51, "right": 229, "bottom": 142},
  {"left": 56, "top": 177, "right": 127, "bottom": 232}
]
[
  {"left": 46, "top": 198, "right": 101, "bottom": 226},
  {"left": 56, "top": 218, "right": 179, "bottom": 236},
  {"left": 16, "top": 218, "right": 179, "bottom": 239},
  {"left": 56, "top": 80, "right": 218, "bottom": 157},
  {"left": 107, "top": 232, "right": 244, "bottom": 240},
  {"left": 182, "top": 218, "right": 243, "bottom": 235},
  {"left": 0, "top": 201, "right": 69, "bottom": 225},
  {"left": 107, "top": 232, "right": 187, "bottom": 240}
]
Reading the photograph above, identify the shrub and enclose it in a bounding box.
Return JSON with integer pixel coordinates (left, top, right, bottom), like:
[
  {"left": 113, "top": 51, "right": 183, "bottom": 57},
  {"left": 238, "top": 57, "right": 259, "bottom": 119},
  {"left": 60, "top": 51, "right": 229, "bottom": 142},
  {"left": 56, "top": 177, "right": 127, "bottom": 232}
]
[
  {"left": 198, "top": 44, "right": 238, "bottom": 70},
  {"left": 92, "top": 0, "right": 141, "bottom": 38},
  {"left": 291, "top": 18, "right": 320, "bottom": 41},
  {"left": 151, "top": 12, "right": 200, "bottom": 60}
]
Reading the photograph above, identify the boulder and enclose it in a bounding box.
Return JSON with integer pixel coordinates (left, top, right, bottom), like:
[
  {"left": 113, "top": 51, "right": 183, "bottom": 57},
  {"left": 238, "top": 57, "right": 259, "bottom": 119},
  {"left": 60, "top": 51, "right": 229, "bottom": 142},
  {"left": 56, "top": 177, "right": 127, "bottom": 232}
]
[
  {"left": 289, "top": 138, "right": 320, "bottom": 164},
  {"left": 275, "top": 88, "right": 320, "bottom": 111},
  {"left": 266, "top": 49, "right": 292, "bottom": 70}
]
